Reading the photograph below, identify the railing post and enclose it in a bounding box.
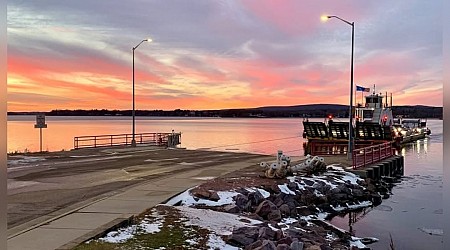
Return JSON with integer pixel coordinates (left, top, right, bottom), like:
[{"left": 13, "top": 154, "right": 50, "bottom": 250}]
[
  {"left": 94, "top": 136, "right": 97, "bottom": 148},
  {"left": 363, "top": 147, "right": 366, "bottom": 168},
  {"left": 110, "top": 135, "right": 113, "bottom": 146}
]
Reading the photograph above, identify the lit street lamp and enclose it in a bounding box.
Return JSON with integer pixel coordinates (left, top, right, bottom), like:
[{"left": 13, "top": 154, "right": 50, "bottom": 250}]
[
  {"left": 322, "top": 15, "right": 355, "bottom": 160},
  {"left": 132, "top": 38, "right": 151, "bottom": 147}
]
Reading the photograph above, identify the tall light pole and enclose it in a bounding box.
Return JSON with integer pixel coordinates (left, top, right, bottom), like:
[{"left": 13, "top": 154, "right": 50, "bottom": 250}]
[
  {"left": 132, "top": 38, "right": 151, "bottom": 147},
  {"left": 322, "top": 15, "right": 355, "bottom": 160}
]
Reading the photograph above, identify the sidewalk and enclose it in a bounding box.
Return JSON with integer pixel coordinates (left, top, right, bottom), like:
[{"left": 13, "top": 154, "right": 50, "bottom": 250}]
[{"left": 7, "top": 154, "right": 272, "bottom": 250}]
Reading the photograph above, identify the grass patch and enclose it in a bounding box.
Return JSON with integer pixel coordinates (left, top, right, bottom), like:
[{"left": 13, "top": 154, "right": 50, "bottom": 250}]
[{"left": 73, "top": 205, "right": 213, "bottom": 250}]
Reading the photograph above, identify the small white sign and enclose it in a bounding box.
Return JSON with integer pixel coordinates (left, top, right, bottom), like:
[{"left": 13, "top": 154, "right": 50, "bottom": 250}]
[{"left": 35, "top": 114, "right": 47, "bottom": 128}]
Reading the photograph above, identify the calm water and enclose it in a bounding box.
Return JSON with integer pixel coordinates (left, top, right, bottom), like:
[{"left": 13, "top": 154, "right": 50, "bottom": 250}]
[{"left": 7, "top": 116, "right": 443, "bottom": 249}]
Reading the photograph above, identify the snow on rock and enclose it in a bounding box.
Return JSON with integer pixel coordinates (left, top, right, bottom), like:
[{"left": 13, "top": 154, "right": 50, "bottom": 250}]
[
  {"left": 166, "top": 188, "right": 240, "bottom": 207},
  {"left": 349, "top": 236, "right": 370, "bottom": 249},
  {"left": 278, "top": 184, "right": 296, "bottom": 195},
  {"left": 174, "top": 205, "right": 263, "bottom": 235},
  {"left": 246, "top": 187, "right": 271, "bottom": 198}
]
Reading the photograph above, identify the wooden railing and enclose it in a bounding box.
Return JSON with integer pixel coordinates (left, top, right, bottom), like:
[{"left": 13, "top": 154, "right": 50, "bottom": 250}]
[
  {"left": 352, "top": 141, "right": 395, "bottom": 169},
  {"left": 74, "top": 132, "right": 181, "bottom": 149}
]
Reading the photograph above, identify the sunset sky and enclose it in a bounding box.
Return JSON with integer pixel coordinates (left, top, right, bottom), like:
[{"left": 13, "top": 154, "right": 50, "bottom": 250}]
[{"left": 7, "top": 1, "right": 442, "bottom": 112}]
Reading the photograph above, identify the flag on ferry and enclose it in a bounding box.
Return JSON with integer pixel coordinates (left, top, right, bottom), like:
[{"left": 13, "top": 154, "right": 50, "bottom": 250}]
[{"left": 356, "top": 85, "right": 370, "bottom": 92}]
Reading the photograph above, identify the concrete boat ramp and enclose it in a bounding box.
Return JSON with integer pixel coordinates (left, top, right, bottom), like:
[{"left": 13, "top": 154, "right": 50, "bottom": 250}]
[{"left": 7, "top": 146, "right": 275, "bottom": 250}]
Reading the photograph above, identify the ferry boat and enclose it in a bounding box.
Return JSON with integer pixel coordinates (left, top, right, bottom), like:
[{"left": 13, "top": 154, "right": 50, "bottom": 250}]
[{"left": 302, "top": 88, "right": 430, "bottom": 154}]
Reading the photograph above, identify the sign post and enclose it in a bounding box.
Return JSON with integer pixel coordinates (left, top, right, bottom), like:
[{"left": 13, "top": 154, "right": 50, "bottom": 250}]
[{"left": 34, "top": 114, "right": 47, "bottom": 152}]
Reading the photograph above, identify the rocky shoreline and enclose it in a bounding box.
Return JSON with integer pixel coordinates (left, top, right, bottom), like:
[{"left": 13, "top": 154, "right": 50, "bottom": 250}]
[{"left": 174, "top": 165, "right": 398, "bottom": 250}]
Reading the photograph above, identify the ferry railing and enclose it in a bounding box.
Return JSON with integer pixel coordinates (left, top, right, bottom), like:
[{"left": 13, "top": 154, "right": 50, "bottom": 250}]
[
  {"left": 352, "top": 141, "right": 395, "bottom": 169},
  {"left": 74, "top": 132, "right": 181, "bottom": 149}
]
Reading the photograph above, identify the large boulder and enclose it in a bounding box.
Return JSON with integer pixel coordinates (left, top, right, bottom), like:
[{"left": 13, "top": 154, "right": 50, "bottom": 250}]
[
  {"left": 255, "top": 200, "right": 278, "bottom": 218},
  {"left": 267, "top": 209, "right": 282, "bottom": 222},
  {"left": 248, "top": 190, "right": 266, "bottom": 206},
  {"left": 235, "top": 193, "right": 249, "bottom": 208},
  {"left": 259, "top": 227, "right": 277, "bottom": 240},
  {"left": 279, "top": 204, "right": 291, "bottom": 216},
  {"left": 228, "top": 227, "right": 259, "bottom": 246},
  {"left": 276, "top": 243, "right": 290, "bottom": 250}
]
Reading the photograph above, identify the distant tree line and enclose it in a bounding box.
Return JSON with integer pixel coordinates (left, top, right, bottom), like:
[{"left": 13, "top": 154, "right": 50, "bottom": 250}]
[{"left": 7, "top": 105, "right": 443, "bottom": 119}]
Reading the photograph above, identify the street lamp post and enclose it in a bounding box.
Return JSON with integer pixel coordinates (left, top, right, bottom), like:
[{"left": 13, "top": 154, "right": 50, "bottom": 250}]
[
  {"left": 132, "top": 38, "right": 151, "bottom": 147},
  {"left": 322, "top": 15, "right": 355, "bottom": 160}
]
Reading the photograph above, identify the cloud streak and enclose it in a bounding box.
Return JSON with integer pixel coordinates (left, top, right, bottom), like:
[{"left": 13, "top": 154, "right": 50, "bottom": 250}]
[{"left": 7, "top": 0, "right": 442, "bottom": 111}]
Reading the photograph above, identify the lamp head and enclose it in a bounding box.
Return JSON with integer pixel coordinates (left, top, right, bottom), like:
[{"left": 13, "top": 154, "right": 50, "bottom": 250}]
[
  {"left": 145, "top": 38, "right": 153, "bottom": 42},
  {"left": 321, "top": 15, "right": 330, "bottom": 22}
]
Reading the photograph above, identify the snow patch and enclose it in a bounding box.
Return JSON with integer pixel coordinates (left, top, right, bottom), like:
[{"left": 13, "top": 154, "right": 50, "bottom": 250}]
[
  {"left": 175, "top": 205, "right": 262, "bottom": 235},
  {"left": 278, "top": 184, "right": 296, "bottom": 195},
  {"left": 418, "top": 227, "right": 444, "bottom": 236},
  {"left": 207, "top": 234, "right": 239, "bottom": 250},
  {"left": 166, "top": 188, "right": 240, "bottom": 207},
  {"left": 99, "top": 225, "right": 137, "bottom": 243},
  {"left": 246, "top": 187, "right": 270, "bottom": 198}
]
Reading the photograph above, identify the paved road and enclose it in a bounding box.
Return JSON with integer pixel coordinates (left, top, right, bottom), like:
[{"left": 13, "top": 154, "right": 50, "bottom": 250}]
[{"left": 7, "top": 146, "right": 274, "bottom": 249}]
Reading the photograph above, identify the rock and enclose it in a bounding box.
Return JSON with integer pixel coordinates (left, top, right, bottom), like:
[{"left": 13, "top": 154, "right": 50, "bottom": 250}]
[
  {"left": 279, "top": 204, "right": 290, "bottom": 216},
  {"left": 276, "top": 243, "right": 290, "bottom": 250},
  {"left": 256, "top": 200, "right": 278, "bottom": 219},
  {"left": 192, "top": 189, "right": 211, "bottom": 199},
  {"left": 370, "top": 193, "right": 382, "bottom": 205},
  {"left": 235, "top": 193, "right": 249, "bottom": 208},
  {"left": 223, "top": 204, "right": 240, "bottom": 213},
  {"left": 337, "top": 184, "right": 351, "bottom": 194},
  {"left": 351, "top": 188, "right": 365, "bottom": 199},
  {"left": 249, "top": 190, "right": 265, "bottom": 206},
  {"left": 209, "top": 191, "right": 220, "bottom": 201},
  {"left": 275, "top": 228, "right": 284, "bottom": 240},
  {"left": 319, "top": 244, "right": 333, "bottom": 250},
  {"left": 228, "top": 227, "right": 259, "bottom": 246},
  {"left": 290, "top": 239, "right": 304, "bottom": 250},
  {"left": 285, "top": 228, "right": 304, "bottom": 239},
  {"left": 296, "top": 206, "right": 314, "bottom": 216},
  {"left": 303, "top": 179, "right": 315, "bottom": 186},
  {"left": 273, "top": 195, "right": 285, "bottom": 207},
  {"left": 245, "top": 240, "right": 262, "bottom": 250},
  {"left": 328, "top": 193, "right": 348, "bottom": 203},
  {"left": 277, "top": 236, "right": 293, "bottom": 246},
  {"left": 288, "top": 182, "right": 298, "bottom": 191},
  {"left": 267, "top": 209, "right": 282, "bottom": 221},
  {"left": 305, "top": 245, "right": 321, "bottom": 250},
  {"left": 229, "top": 233, "right": 256, "bottom": 246},
  {"left": 247, "top": 213, "right": 264, "bottom": 222},
  {"left": 259, "top": 226, "right": 277, "bottom": 240},
  {"left": 254, "top": 240, "right": 277, "bottom": 250}
]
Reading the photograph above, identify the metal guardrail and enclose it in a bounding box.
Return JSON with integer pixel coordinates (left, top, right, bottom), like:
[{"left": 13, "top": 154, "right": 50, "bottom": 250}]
[
  {"left": 352, "top": 141, "right": 394, "bottom": 169},
  {"left": 74, "top": 132, "right": 181, "bottom": 149}
]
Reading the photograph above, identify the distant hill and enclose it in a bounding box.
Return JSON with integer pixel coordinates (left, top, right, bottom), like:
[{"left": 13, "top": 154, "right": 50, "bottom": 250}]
[{"left": 7, "top": 104, "right": 442, "bottom": 119}]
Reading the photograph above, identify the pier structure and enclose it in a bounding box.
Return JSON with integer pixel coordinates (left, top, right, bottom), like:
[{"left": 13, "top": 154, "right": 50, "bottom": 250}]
[
  {"left": 74, "top": 132, "right": 181, "bottom": 149},
  {"left": 348, "top": 155, "right": 404, "bottom": 180}
]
